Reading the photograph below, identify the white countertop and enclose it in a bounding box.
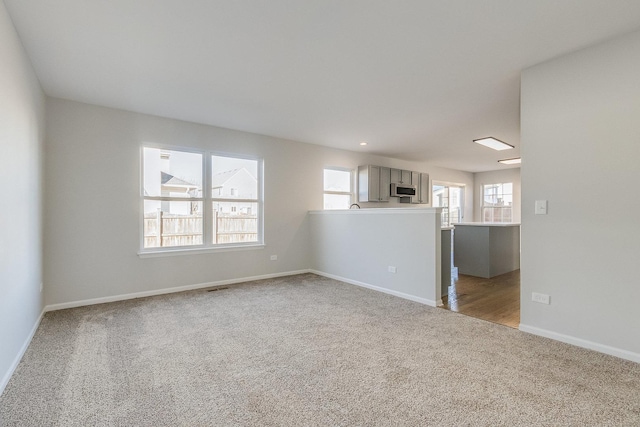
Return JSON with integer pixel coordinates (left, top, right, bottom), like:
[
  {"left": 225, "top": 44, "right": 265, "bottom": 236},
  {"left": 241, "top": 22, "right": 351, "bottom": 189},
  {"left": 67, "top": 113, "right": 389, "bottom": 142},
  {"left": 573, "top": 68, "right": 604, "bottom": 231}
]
[
  {"left": 454, "top": 222, "right": 520, "bottom": 227},
  {"left": 309, "top": 207, "right": 442, "bottom": 215}
]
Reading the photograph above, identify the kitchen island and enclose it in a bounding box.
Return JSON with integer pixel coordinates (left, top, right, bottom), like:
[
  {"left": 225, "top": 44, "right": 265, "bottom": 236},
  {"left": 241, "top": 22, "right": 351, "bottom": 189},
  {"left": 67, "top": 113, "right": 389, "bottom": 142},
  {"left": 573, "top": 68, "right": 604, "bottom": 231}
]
[{"left": 453, "top": 223, "right": 520, "bottom": 278}]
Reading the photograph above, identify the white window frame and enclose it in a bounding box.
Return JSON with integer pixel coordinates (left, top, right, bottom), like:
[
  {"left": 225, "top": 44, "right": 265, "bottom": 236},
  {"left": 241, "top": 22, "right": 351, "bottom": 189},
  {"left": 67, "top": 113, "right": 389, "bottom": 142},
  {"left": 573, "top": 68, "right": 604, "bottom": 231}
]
[
  {"left": 432, "top": 181, "right": 465, "bottom": 227},
  {"left": 481, "top": 182, "right": 513, "bottom": 223},
  {"left": 323, "top": 167, "right": 354, "bottom": 210},
  {"left": 139, "top": 145, "right": 264, "bottom": 257}
]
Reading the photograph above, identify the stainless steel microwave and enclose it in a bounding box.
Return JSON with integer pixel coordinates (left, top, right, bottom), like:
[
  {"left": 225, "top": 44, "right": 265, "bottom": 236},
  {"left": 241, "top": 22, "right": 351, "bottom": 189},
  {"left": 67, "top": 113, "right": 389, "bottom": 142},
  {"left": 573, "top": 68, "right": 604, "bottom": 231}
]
[{"left": 390, "top": 182, "right": 417, "bottom": 197}]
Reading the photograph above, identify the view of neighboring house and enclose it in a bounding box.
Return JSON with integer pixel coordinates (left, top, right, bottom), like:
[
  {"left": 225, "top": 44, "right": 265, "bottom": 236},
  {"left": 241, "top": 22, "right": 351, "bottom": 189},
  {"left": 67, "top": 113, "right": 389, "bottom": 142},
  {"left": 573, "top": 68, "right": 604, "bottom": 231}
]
[
  {"left": 141, "top": 148, "right": 259, "bottom": 248},
  {"left": 160, "top": 172, "right": 200, "bottom": 215},
  {"left": 211, "top": 168, "right": 258, "bottom": 215}
]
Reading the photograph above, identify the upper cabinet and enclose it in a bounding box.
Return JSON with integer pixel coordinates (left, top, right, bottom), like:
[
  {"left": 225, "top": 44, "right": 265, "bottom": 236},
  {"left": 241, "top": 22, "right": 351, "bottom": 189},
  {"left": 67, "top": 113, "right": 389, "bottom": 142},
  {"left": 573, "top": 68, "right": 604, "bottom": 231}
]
[
  {"left": 359, "top": 165, "right": 429, "bottom": 204},
  {"left": 400, "top": 172, "right": 431, "bottom": 204},
  {"left": 390, "top": 168, "right": 412, "bottom": 185},
  {"left": 358, "top": 165, "right": 391, "bottom": 202},
  {"left": 405, "top": 172, "right": 430, "bottom": 204}
]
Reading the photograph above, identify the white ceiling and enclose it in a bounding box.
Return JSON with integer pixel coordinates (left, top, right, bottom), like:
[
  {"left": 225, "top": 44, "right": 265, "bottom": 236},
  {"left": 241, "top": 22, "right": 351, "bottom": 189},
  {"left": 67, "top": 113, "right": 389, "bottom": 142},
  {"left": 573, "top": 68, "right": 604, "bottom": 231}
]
[{"left": 6, "top": 1, "right": 640, "bottom": 172}]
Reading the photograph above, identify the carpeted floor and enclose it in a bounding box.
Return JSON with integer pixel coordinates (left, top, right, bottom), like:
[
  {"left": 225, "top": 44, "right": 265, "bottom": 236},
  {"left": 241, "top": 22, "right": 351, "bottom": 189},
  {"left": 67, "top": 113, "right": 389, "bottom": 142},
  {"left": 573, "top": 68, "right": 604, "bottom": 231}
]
[{"left": 1, "top": 273, "right": 639, "bottom": 426}]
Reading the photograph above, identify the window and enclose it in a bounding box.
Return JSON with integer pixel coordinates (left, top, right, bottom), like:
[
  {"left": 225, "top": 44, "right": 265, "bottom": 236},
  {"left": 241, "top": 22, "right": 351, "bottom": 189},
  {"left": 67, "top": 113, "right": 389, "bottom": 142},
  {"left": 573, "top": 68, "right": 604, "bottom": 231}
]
[
  {"left": 211, "top": 155, "right": 260, "bottom": 244},
  {"left": 323, "top": 168, "right": 353, "bottom": 209},
  {"left": 432, "top": 183, "right": 464, "bottom": 226},
  {"left": 141, "top": 146, "right": 262, "bottom": 252},
  {"left": 482, "top": 183, "right": 513, "bottom": 223}
]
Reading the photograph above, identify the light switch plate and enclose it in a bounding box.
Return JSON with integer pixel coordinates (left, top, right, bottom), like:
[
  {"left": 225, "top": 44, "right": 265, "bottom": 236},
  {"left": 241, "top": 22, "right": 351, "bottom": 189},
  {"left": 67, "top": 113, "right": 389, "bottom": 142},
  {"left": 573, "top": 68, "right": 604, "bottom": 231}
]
[{"left": 535, "top": 200, "right": 548, "bottom": 215}]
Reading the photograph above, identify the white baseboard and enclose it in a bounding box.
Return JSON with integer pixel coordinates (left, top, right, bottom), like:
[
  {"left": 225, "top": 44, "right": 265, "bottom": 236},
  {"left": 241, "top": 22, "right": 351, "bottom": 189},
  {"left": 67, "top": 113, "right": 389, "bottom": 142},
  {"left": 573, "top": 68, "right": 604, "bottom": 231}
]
[
  {"left": 519, "top": 324, "right": 640, "bottom": 364},
  {"left": 310, "top": 270, "right": 439, "bottom": 307},
  {"left": 44, "top": 270, "right": 311, "bottom": 312},
  {"left": 0, "top": 308, "right": 45, "bottom": 396}
]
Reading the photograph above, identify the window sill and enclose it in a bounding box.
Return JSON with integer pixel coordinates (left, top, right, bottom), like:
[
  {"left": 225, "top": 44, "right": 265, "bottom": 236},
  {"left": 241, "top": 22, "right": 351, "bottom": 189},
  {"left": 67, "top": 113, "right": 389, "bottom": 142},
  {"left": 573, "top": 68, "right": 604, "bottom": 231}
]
[{"left": 138, "top": 243, "right": 265, "bottom": 258}]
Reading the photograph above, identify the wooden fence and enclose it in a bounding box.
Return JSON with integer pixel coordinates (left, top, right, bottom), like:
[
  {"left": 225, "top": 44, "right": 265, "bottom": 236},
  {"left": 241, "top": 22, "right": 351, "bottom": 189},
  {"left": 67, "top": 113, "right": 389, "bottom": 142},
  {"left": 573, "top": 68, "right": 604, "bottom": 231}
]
[
  {"left": 482, "top": 206, "right": 512, "bottom": 223},
  {"left": 144, "top": 211, "right": 257, "bottom": 248}
]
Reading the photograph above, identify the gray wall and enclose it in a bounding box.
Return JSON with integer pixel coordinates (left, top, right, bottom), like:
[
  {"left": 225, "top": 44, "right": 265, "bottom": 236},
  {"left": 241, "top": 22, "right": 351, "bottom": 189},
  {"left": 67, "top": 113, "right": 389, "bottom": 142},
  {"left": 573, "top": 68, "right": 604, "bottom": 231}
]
[
  {"left": 520, "top": 30, "right": 640, "bottom": 361},
  {"left": 44, "top": 98, "right": 473, "bottom": 306},
  {"left": 309, "top": 209, "right": 442, "bottom": 306},
  {"left": 0, "top": 2, "right": 45, "bottom": 391}
]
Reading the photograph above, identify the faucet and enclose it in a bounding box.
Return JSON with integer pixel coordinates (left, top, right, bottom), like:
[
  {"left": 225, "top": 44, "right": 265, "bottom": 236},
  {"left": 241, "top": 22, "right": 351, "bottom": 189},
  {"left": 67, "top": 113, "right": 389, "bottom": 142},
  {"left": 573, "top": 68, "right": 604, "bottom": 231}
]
[{"left": 349, "top": 203, "right": 361, "bottom": 209}]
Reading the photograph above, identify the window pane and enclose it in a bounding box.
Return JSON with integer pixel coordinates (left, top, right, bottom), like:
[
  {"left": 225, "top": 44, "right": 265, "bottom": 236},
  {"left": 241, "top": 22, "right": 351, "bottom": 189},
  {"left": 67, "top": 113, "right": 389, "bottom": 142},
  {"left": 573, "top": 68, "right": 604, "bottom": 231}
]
[
  {"left": 449, "top": 207, "right": 461, "bottom": 224},
  {"left": 432, "top": 185, "right": 446, "bottom": 207},
  {"left": 441, "top": 208, "right": 450, "bottom": 227},
  {"left": 324, "top": 169, "right": 351, "bottom": 192},
  {"left": 450, "top": 188, "right": 462, "bottom": 224},
  {"left": 324, "top": 194, "right": 351, "bottom": 210},
  {"left": 482, "top": 207, "right": 491, "bottom": 222},
  {"left": 482, "top": 182, "right": 513, "bottom": 223},
  {"left": 213, "top": 202, "right": 258, "bottom": 243},
  {"left": 484, "top": 184, "right": 496, "bottom": 205},
  {"left": 143, "top": 148, "right": 202, "bottom": 198},
  {"left": 212, "top": 156, "right": 258, "bottom": 199},
  {"left": 143, "top": 200, "right": 202, "bottom": 248}
]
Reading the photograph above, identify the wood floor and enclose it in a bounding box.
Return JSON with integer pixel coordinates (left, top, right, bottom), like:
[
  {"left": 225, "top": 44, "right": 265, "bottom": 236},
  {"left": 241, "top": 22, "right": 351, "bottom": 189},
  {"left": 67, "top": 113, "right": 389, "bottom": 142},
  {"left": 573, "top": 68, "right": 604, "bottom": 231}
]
[{"left": 441, "top": 269, "right": 520, "bottom": 328}]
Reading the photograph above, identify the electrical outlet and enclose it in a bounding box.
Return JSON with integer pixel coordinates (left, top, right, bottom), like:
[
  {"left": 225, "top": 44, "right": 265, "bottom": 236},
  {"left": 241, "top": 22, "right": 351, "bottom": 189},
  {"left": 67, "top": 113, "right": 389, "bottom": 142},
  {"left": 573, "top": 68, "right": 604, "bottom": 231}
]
[
  {"left": 532, "top": 292, "right": 550, "bottom": 304},
  {"left": 270, "top": 255, "right": 278, "bottom": 261},
  {"left": 388, "top": 266, "right": 397, "bottom": 273}
]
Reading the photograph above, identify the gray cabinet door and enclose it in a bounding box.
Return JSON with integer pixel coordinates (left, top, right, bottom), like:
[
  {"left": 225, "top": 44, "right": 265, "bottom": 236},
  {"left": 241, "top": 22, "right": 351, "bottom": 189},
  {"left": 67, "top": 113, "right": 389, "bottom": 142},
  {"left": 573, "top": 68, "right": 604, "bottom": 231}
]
[
  {"left": 409, "top": 172, "right": 430, "bottom": 204},
  {"left": 418, "top": 173, "right": 430, "bottom": 203},
  {"left": 369, "top": 166, "right": 381, "bottom": 201},
  {"left": 410, "top": 171, "right": 420, "bottom": 187},
  {"left": 358, "top": 165, "right": 390, "bottom": 202},
  {"left": 391, "top": 168, "right": 412, "bottom": 184},
  {"left": 401, "top": 169, "right": 412, "bottom": 185},
  {"left": 379, "top": 166, "right": 391, "bottom": 201}
]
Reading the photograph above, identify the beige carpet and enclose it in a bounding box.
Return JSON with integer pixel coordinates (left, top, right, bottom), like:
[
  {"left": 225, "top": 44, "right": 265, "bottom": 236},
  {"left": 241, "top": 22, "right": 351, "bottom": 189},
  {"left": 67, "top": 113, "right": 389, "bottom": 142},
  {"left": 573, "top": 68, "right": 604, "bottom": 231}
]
[{"left": 1, "top": 273, "right": 639, "bottom": 426}]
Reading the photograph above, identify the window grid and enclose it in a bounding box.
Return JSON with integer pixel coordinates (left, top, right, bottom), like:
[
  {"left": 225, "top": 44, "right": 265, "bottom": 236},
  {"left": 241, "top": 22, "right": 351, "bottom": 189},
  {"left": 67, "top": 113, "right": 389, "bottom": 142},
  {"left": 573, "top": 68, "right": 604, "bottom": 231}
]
[
  {"left": 141, "top": 146, "right": 263, "bottom": 251},
  {"left": 481, "top": 183, "right": 513, "bottom": 223}
]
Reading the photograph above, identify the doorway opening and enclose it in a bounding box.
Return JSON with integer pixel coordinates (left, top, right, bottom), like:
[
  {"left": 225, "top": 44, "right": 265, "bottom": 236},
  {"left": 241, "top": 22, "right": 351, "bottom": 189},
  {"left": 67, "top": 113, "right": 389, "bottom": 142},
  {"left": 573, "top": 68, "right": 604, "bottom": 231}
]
[{"left": 435, "top": 180, "right": 520, "bottom": 329}]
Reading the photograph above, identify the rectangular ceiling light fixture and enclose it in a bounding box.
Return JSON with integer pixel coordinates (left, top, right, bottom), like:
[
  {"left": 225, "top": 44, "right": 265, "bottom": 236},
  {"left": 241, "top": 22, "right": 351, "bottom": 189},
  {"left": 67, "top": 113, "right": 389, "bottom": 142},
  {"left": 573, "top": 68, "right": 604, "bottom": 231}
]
[
  {"left": 498, "top": 157, "right": 521, "bottom": 165},
  {"left": 474, "top": 137, "right": 514, "bottom": 151}
]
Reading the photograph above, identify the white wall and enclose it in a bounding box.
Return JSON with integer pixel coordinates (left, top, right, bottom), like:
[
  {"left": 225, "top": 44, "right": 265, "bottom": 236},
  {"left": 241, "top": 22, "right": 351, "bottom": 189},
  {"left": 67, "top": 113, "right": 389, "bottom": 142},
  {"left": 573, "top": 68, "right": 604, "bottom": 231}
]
[
  {"left": 473, "top": 168, "right": 521, "bottom": 223},
  {"left": 0, "top": 2, "right": 45, "bottom": 392},
  {"left": 520, "top": 30, "right": 640, "bottom": 361},
  {"left": 44, "top": 98, "right": 473, "bottom": 306},
  {"left": 309, "top": 209, "right": 442, "bottom": 306}
]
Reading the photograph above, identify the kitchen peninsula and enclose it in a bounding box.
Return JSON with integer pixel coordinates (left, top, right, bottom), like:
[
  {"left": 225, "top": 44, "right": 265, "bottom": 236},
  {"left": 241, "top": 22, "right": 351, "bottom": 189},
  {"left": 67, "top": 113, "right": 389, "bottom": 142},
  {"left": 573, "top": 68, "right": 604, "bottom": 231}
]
[
  {"left": 308, "top": 208, "right": 443, "bottom": 306},
  {"left": 453, "top": 223, "right": 520, "bottom": 278}
]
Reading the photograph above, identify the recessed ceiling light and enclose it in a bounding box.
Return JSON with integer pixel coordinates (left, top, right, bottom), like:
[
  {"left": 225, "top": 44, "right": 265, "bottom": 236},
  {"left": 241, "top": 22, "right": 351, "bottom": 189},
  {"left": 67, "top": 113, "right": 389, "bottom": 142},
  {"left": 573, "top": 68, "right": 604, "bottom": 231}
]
[
  {"left": 359, "top": 142, "right": 368, "bottom": 146},
  {"left": 474, "top": 137, "right": 514, "bottom": 151},
  {"left": 498, "top": 157, "right": 521, "bottom": 165}
]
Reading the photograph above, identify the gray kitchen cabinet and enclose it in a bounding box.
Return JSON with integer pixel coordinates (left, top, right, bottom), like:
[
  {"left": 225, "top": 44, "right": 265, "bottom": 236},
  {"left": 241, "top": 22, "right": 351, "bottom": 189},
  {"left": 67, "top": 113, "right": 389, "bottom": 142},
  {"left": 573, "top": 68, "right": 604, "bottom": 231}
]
[
  {"left": 390, "top": 168, "right": 412, "bottom": 184},
  {"left": 403, "top": 172, "right": 430, "bottom": 204},
  {"left": 454, "top": 223, "right": 520, "bottom": 278},
  {"left": 358, "top": 165, "right": 391, "bottom": 202},
  {"left": 416, "top": 172, "right": 430, "bottom": 204}
]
